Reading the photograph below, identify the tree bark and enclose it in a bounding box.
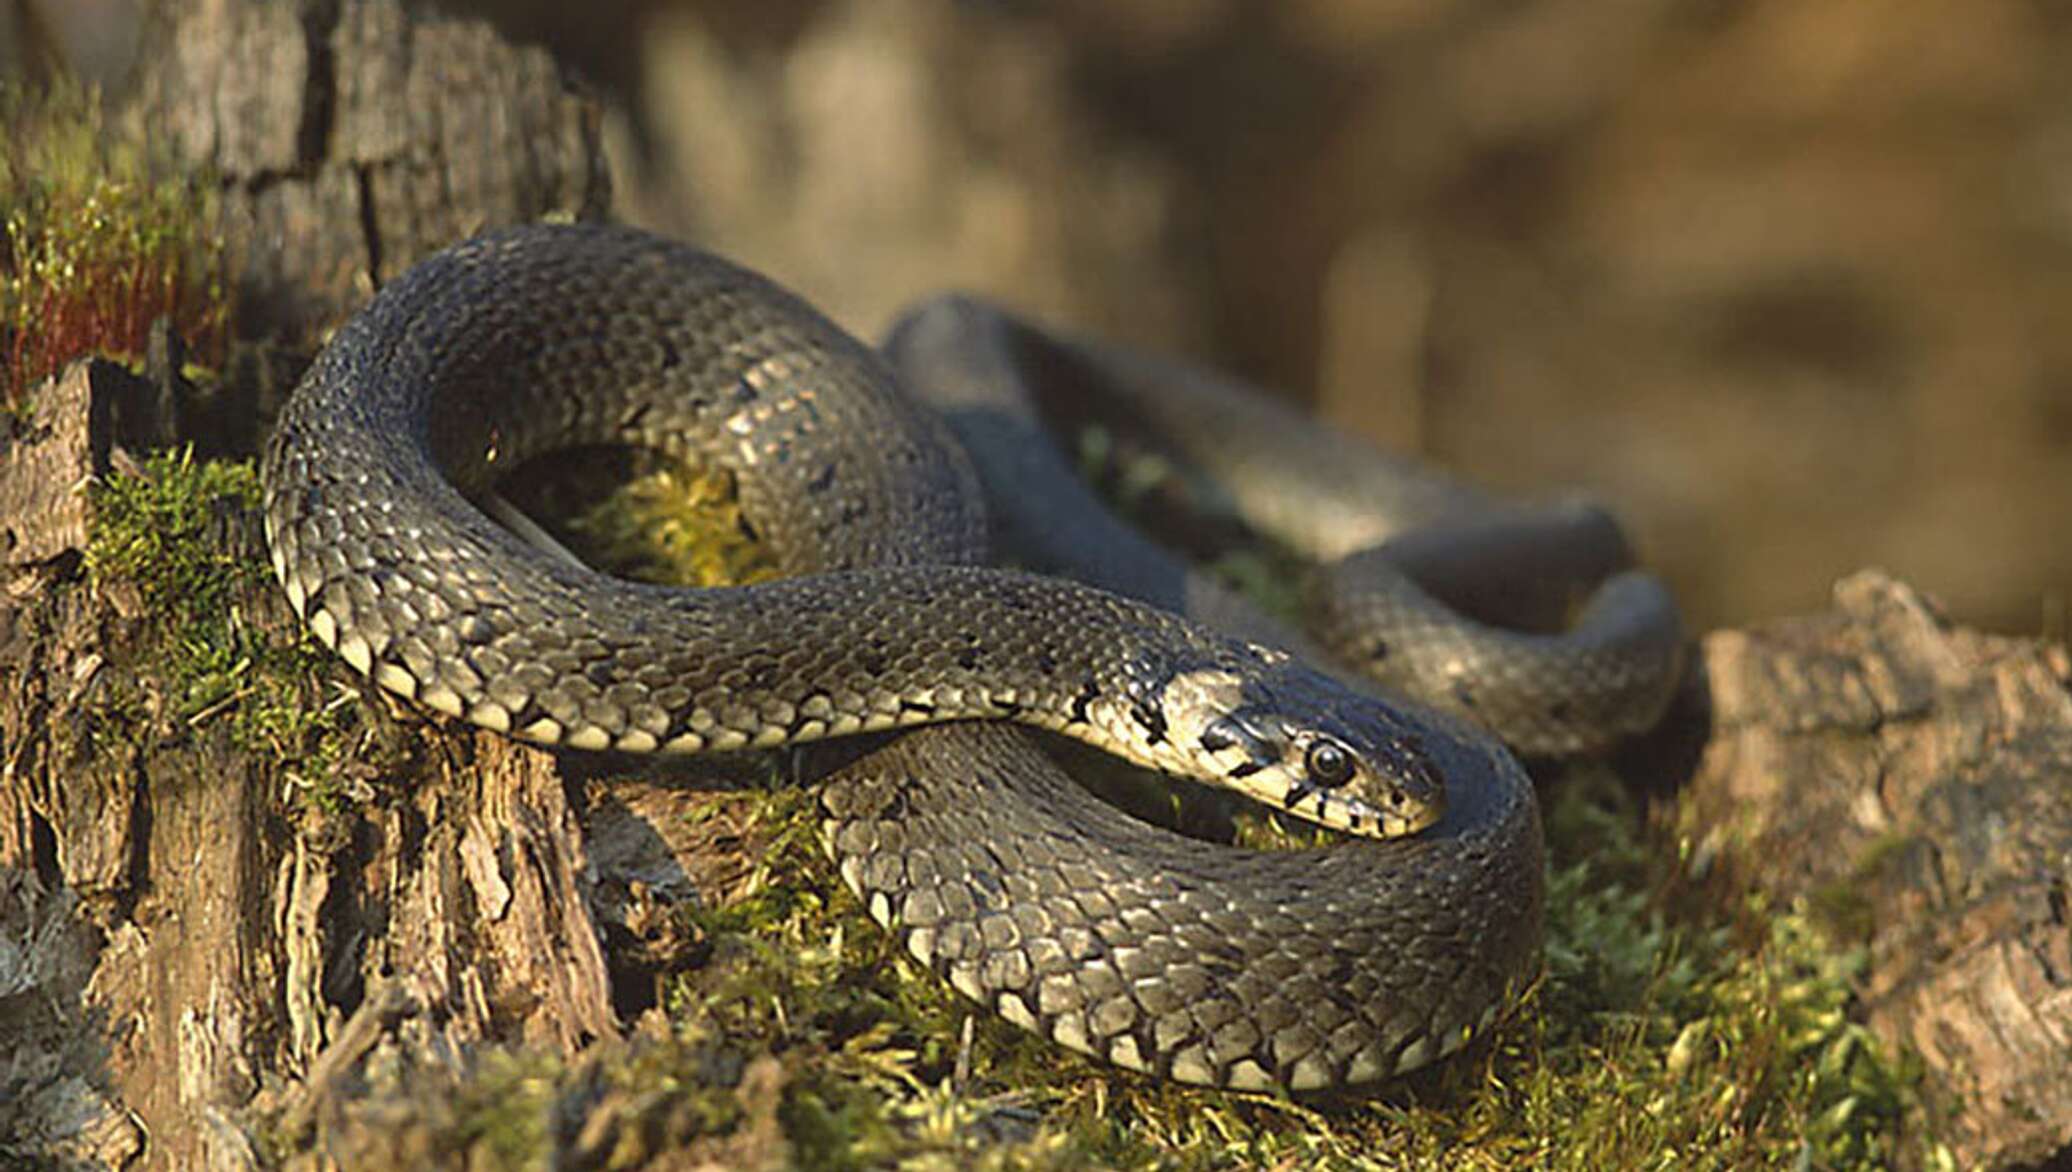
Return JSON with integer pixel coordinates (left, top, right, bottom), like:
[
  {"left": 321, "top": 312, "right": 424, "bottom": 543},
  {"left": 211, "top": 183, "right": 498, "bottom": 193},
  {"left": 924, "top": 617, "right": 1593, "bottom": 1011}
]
[
  {"left": 4, "top": 2, "right": 620, "bottom": 1167},
  {"left": 1679, "top": 571, "right": 2072, "bottom": 1169},
  {"left": 0, "top": 360, "right": 651, "bottom": 1169},
  {"left": 131, "top": 0, "right": 609, "bottom": 349}
]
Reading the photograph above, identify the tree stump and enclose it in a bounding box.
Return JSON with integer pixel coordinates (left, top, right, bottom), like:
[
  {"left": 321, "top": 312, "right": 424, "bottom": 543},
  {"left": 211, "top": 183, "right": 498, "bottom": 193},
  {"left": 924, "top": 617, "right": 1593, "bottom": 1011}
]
[
  {"left": 131, "top": 0, "right": 609, "bottom": 346},
  {"left": 1681, "top": 572, "right": 2072, "bottom": 1169},
  {"left": 4, "top": 1, "right": 620, "bottom": 1166}
]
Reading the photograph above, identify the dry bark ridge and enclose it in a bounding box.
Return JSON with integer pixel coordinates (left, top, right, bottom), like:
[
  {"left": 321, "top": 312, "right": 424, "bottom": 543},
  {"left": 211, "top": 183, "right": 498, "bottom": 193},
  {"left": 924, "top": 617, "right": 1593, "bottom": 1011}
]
[
  {"left": 1683, "top": 573, "right": 2072, "bottom": 1168},
  {"left": 0, "top": 362, "right": 647, "bottom": 1169},
  {"left": 132, "top": 0, "right": 609, "bottom": 347},
  {"left": 3, "top": 1, "right": 618, "bottom": 1165}
]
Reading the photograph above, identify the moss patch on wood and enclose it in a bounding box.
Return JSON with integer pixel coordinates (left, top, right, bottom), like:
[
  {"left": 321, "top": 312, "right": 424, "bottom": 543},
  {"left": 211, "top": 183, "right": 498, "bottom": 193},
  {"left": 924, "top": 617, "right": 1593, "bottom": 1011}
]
[{"left": 85, "top": 448, "right": 362, "bottom": 809}]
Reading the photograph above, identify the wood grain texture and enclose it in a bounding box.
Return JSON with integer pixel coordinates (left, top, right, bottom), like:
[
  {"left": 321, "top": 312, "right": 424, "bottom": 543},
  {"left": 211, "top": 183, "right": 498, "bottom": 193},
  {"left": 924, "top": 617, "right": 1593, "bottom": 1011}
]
[{"left": 1683, "top": 572, "right": 2072, "bottom": 1168}]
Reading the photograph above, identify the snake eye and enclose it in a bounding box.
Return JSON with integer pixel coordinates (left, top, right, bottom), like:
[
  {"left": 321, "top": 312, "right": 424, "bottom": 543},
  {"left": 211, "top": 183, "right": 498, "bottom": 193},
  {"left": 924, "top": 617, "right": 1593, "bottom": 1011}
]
[{"left": 1305, "top": 739, "right": 1355, "bottom": 788}]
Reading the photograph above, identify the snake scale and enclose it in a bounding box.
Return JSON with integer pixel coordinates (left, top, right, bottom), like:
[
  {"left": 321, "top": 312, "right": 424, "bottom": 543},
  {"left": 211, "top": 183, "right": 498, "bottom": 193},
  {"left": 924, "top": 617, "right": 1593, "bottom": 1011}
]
[{"left": 262, "top": 222, "right": 1682, "bottom": 1091}]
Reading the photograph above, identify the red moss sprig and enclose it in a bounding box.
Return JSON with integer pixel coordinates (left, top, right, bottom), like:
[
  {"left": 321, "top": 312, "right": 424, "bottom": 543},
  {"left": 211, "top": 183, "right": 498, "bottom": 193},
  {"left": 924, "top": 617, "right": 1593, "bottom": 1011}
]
[{"left": 1, "top": 83, "right": 228, "bottom": 404}]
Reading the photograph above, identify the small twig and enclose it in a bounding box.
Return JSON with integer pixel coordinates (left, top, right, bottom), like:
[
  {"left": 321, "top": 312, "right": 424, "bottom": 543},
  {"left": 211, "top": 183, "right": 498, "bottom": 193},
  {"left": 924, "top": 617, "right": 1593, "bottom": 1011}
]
[{"left": 482, "top": 489, "right": 588, "bottom": 570}]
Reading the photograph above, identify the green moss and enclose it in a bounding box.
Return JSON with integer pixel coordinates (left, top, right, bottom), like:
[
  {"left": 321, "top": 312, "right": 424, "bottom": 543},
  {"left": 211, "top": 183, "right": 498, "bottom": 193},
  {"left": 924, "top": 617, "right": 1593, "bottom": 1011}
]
[
  {"left": 0, "top": 79, "right": 228, "bottom": 405},
  {"left": 619, "top": 766, "right": 1932, "bottom": 1170},
  {"left": 658, "top": 782, "right": 1126, "bottom": 1169},
  {"left": 560, "top": 459, "right": 782, "bottom": 588},
  {"left": 85, "top": 448, "right": 360, "bottom": 806},
  {"left": 447, "top": 1050, "right": 566, "bottom": 1169},
  {"left": 84, "top": 446, "right": 258, "bottom": 617}
]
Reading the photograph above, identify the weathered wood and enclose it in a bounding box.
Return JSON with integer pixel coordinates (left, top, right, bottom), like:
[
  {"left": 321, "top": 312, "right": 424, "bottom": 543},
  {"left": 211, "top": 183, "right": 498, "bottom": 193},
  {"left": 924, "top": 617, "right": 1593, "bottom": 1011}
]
[
  {"left": 0, "top": 359, "right": 652, "bottom": 1168},
  {"left": 0, "top": 355, "right": 108, "bottom": 571},
  {"left": 2, "top": 1, "right": 623, "bottom": 1166},
  {"left": 131, "top": 0, "right": 609, "bottom": 346},
  {"left": 1681, "top": 572, "right": 2072, "bottom": 1169}
]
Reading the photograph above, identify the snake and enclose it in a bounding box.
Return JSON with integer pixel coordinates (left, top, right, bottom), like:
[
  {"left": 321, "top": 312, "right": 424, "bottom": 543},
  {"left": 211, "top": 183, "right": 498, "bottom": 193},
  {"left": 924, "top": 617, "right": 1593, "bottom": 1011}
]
[{"left": 261, "top": 222, "right": 1681, "bottom": 1092}]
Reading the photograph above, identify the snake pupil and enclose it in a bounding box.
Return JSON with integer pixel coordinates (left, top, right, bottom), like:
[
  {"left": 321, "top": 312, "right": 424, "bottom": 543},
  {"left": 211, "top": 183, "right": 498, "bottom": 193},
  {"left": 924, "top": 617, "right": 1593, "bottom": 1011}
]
[{"left": 1306, "top": 740, "right": 1355, "bottom": 788}]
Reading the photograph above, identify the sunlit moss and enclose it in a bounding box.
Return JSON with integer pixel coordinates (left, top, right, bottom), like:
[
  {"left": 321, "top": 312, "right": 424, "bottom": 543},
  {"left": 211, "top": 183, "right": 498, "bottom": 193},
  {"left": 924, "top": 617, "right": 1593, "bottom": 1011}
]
[
  {"left": 447, "top": 1050, "right": 566, "bottom": 1168},
  {"left": 638, "top": 768, "right": 1932, "bottom": 1169},
  {"left": 84, "top": 446, "right": 257, "bottom": 616},
  {"left": 562, "top": 460, "right": 781, "bottom": 588},
  {"left": 85, "top": 448, "right": 361, "bottom": 806}
]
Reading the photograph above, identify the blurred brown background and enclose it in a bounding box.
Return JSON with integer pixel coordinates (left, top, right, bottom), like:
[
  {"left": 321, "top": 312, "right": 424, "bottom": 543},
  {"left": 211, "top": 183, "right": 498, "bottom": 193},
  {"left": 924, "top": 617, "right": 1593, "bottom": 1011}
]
[{"left": 15, "top": 0, "right": 2072, "bottom": 636}]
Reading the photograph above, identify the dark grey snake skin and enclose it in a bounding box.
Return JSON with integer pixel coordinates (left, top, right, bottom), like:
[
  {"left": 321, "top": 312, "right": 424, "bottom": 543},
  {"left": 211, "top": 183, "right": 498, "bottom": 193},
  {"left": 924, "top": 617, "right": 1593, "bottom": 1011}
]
[
  {"left": 258, "top": 221, "right": 1660, "bottom": 1091},
  {"left": 883, "top": 295, "right": 1686, "bottom": 757}
]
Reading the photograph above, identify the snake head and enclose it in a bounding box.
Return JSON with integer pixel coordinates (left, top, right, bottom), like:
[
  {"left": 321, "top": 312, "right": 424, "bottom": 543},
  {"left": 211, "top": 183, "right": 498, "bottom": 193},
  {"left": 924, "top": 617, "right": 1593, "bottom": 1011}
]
[{"left": 1189, "top": 664, "right": 1448, "bottom": 839}]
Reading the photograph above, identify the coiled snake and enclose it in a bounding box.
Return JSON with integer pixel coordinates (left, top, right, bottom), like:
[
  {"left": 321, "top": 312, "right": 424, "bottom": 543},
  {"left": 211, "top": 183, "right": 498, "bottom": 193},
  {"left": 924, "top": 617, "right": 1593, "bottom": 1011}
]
[{"left": 262, "top": 223, "right": 1683, "bottom": 1091}]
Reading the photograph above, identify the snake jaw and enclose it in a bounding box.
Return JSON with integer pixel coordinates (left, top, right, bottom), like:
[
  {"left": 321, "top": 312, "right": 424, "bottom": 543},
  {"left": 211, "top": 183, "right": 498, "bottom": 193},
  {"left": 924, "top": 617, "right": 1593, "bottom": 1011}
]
[
  {"left": 1195, "top": 704, "right": 1446, "bottom": 839},
  {"left": 1172, "top": 652, "right": 1454, "bottom": 839},
  {"left": 1335, "top": 729, "right": 1448, "bottom": 837},
  {"left": 1106, "top": 658, "right": 1453, "bottom": 840}
]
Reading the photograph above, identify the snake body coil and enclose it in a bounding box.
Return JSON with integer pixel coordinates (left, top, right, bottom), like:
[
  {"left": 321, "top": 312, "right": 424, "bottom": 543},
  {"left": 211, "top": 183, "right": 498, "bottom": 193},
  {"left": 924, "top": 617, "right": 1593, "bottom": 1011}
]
[{"left": 260, "top": 223, "right": 1640, "bottom": 1091}]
